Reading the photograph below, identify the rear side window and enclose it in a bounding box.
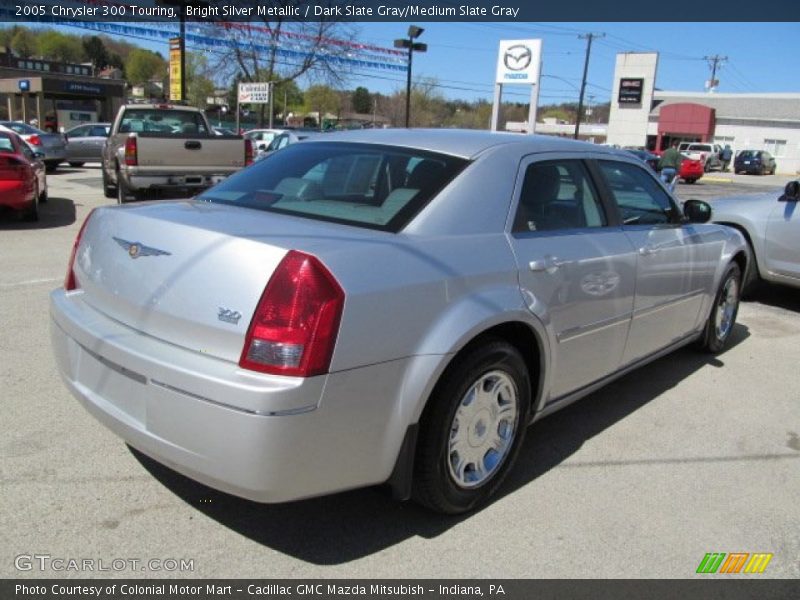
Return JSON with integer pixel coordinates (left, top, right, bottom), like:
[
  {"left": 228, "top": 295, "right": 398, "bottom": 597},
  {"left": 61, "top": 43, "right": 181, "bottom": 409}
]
[
  {"left": 513, "top": 160, "right": 606, "bottom": 233},
  {"left": 597, "top": 160, "right": 677, "bottom": 225},
  {"left": 0, "top": 133, "right": 14, "bottom": 152},
  {"left": 197, "top": 142, "right": 468, "bottom": 232}
]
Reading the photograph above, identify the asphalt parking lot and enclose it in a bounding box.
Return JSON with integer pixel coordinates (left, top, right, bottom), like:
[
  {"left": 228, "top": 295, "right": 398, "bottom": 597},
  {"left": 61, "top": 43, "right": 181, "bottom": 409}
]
[{"left": 1, "top": 165, "right": 798, "bottom": 579}]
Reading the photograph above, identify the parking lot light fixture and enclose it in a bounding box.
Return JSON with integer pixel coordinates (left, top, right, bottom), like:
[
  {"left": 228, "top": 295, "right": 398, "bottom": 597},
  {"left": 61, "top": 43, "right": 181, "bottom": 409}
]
[{"left": 394, "top": 26, "right": 427, "bottom": 128}]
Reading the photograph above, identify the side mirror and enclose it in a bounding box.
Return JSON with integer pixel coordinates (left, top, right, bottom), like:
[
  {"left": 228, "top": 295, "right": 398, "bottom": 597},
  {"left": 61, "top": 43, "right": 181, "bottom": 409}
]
[
  {"left": 683, "top": 199, "right": 712, "bottom": 224},
  {"left": 257, "top": 143, "right": 267, "bottom": 151},
  {"left": 781, "top": 180, "right": 799, "bottom": 201}
]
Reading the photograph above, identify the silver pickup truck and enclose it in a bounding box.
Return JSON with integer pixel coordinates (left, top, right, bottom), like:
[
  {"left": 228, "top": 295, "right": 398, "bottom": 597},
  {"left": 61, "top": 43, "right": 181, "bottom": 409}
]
[{"left": 102, "top": 104, "right": 253, "bottom": 203}]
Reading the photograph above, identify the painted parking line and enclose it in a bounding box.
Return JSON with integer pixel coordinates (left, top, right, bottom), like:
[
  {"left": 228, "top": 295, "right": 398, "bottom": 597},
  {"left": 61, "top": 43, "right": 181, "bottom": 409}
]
[
  {"left": 702, "top": 177, "right": 734, "bottom": 183},
  {"left": 0, "top": 277, "right": 61, "bottom": 289}
]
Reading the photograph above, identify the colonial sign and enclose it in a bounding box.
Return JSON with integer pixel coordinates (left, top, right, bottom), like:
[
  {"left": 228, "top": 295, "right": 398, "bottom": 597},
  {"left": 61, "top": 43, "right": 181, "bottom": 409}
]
[{"left": 238, "top": 83, "right": 271, "bottom": 104}]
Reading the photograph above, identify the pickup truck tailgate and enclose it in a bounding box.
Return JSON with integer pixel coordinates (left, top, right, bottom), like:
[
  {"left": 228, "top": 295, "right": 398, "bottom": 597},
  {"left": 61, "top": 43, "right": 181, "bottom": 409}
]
[{"left": 133, "top": 134, "right": 246, "bottom": 171}]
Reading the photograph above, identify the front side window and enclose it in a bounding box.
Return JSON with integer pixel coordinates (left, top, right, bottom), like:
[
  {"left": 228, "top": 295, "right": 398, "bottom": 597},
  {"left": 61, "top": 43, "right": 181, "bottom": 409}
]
[
  {"left": 513, "top": 160, "right": 607, "bottom": 233},
  {"left": 197, "top": 142, "right": 468, "bottom": 232},
  {"left": 68, "top": 126, "right": 89, "bottom": 138},
  {"left": 598, "top": 160, "right": 677, "bottom": 225}
]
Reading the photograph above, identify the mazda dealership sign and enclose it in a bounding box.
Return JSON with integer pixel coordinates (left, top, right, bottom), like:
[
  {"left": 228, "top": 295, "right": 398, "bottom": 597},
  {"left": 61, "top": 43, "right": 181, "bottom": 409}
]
[{"left": 496, "top": 39, "right": 542, "bottom": 84}]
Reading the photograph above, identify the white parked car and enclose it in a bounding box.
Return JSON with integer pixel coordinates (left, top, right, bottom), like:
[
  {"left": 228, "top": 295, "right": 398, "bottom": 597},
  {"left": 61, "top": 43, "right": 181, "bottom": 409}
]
[{"left": 678, "top": 142, "right": 721, "bottom": 172}]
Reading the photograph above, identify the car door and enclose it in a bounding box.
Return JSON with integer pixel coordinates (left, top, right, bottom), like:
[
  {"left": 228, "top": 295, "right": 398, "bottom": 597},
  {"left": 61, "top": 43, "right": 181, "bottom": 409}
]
[
  {"left": 66, "top": 125, "right": 90, "bottom": 161},
  {"left": 764, "top": 196, "right": 800, "bottom": 283},
  {"left": 508, "top": 156, "right": 637, "bottom": 401},
  {"left": 86, "top": 125, "right": 110, "bottom": 161},
  {"left": 594, "top": 159, "right": 711, "bottom": 365}
]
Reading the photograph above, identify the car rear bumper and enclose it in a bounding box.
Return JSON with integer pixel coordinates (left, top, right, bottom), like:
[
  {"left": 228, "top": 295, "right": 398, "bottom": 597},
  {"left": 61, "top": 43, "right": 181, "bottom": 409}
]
[
  {"left": 735, "top": 164, "right": 765, "bottom": 173},
  {"left": 49, "top": 289, "right": 425, "bottom": 503},
  {"left": 0, "top": 181, "right": 33, "bottom": 209},
  {"left": 43, "top": 148, "right": 66, "bottom": 162},
  {"left": 123, "top": 172, "right": 235, "bottom": 192}
]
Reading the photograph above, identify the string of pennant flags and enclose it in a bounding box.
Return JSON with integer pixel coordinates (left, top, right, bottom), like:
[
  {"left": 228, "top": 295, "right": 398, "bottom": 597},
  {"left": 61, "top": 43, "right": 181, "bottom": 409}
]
[{"left": 0, "top": 0, "right": 408, "bottom": 72}]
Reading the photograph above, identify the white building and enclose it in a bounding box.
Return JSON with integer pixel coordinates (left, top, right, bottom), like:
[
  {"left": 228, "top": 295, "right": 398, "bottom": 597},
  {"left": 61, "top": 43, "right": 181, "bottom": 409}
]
[{"left": 606, "top": 52, "right": 800, "bottom": 174}]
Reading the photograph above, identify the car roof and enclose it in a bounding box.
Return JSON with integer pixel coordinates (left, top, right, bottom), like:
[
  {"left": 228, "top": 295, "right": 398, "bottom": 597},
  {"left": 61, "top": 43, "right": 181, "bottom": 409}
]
[{"left": 309, "top": 128, "right": 621, "bottom": 160}]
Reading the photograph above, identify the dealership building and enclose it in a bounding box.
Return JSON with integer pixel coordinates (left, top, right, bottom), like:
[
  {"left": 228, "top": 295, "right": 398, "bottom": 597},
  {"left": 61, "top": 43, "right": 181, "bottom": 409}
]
[
  {"left": 606, "top": 52, "right": 800, "bottom": 174},
  {"left": 0, "top": 50, "right": 125, "bottom": 132}
]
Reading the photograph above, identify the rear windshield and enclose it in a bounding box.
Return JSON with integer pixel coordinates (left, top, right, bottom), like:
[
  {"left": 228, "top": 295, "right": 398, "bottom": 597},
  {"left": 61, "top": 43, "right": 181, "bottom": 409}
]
[
  {"left": 0, "top": 121, "right": 43, "bottom": 135},
  {"left": 686, "top": 144, "right": 712, "bottom": 151},
  {"left": 196, "top": 142, "right": 468, "bottom": 232},
  {"left": 118, "top": 109, "right": 210, "bottom": 136},
  {"left": 738, "top": 150, "right": 758, "bottom": 159}
]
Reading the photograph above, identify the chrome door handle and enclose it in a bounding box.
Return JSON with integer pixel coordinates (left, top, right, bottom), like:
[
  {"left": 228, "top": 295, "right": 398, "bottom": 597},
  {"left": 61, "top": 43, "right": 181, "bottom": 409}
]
[
  {"left": 638, "top": 245, "right": 659, "bottom": 256},
  {"left": 529, "top": 256, "right": 567, "bottom": 272}
]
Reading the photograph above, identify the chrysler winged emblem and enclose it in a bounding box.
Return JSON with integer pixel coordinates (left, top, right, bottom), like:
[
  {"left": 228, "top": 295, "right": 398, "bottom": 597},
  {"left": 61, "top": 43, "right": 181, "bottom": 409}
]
[
  {"left": 113, "top": 237, "right": 171, "bottom": 259},
  {"left": 504, "top": 44, "right": 532, "bottom": 71}
]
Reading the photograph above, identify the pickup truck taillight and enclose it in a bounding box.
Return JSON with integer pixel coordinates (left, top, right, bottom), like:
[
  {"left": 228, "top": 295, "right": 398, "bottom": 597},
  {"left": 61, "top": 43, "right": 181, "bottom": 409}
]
[
  {"left": 240, "top": 251, "right": 344, "bottom": 377},
  {"left": 245, "top": 138, "right": 254, "bottom": 166},
  {"left": 700, "top": 153, "right": 706, "bottom": 161},
  {"left": 64, "top": 209, "right": 96, "bottom": 291},
  {"left": 124, "top": 136, "right": 137, "bottom": 166}
]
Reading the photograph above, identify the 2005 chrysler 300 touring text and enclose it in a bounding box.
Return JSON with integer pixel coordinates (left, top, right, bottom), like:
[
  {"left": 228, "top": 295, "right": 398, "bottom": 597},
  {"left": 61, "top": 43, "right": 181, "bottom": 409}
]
[{"left": 50, "top": 130, "right": 748, "bottom": 514}]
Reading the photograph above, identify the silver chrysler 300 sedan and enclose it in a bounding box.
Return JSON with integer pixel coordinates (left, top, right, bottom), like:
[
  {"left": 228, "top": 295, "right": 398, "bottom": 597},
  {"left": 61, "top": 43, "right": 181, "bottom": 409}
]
[{"left": 50, "top": 130, "right": 748, "bottom": 514}]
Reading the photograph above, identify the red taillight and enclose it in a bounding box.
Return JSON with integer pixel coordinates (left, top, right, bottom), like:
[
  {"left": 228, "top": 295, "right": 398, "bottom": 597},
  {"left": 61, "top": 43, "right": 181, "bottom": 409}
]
[
  {"left": 64, "top": 210, "right": 95, "bottom": 291},
  {"left": 700, "top": 153, "right": 706, "bottom": 161},
  {"left": 124, "top": 136, "right": 137, "bottom": 166},
  {"left": 244, "top": 138, "right": 254, "bottom": 166},
  {"left": 28, "top": 135, "right": 42, "bottom": 146},
  {"left": 240, "top": 250, "right": 344, "bottom": 377},
  {"left": 0, "top": 156, "right": 27, "bottom": 180}
]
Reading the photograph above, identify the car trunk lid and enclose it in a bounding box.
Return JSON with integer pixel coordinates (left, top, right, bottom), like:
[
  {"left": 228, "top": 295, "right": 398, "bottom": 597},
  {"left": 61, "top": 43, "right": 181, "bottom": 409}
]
[{"left": 71, "top": 201, "right": 359, "bottom": 364}]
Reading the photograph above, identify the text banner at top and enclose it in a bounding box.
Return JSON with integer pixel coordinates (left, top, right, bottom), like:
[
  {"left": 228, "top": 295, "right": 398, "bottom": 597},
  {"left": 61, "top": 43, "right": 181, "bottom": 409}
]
[{"left": 2, "top": 0, "right": 799, "bottom": 22}]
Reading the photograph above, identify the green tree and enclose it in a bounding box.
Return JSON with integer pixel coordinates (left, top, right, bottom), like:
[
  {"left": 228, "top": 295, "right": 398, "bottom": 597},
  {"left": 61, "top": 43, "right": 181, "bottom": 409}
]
[
  {"left": 11, "top": 28, "right": 37, "bottom": 58},
  {"left": 351, "top": 86, "right": 372, "bottom": 114},
  {"left": 37, "top": 30, "right": 84, "bottom": 63},
  {"left": 82, "top": 36, "right": 110, "bottom": 70},
  {"left": 126, "top": 48, "right": 166, "bottom": 86},
  {"left": 185, "top": 52, "right": 215, "bottom": 109},
  {"left": 304, "top": 85, "right": 341, "bottom": 128}
]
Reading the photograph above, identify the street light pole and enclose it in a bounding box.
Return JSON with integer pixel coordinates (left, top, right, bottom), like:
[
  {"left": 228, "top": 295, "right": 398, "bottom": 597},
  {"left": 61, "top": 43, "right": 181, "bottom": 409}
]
[
  {"left": 394, "top": 26, "right": 427, "bottom": 128},
  {"left": 405, "top": 42, "right": 413, "bottom": 128}
]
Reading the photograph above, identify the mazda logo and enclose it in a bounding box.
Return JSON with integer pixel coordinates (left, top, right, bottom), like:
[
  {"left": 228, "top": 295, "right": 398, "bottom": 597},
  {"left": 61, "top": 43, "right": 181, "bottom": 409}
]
[{"left": 503, "top": 45, "right": 532, "bottom": 71}]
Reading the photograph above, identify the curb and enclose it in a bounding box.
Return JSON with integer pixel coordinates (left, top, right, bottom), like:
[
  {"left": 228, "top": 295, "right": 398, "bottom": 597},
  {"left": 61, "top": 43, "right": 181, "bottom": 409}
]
[{"left": 702, "top": 177, "right": 734, "bottom": 183}]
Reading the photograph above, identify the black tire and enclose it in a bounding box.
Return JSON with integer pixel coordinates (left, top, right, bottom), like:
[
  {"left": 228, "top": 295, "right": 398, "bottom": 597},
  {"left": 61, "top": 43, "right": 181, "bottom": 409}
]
[
  {"left": 45, "top": 163, "right": 57, "bottom": 173},
  {"left": 38, "top": 186, "right": 47, "bottom": 203},
  {"left": 686, "top": 178, "right": 696, "bottom": 184},
  {"left": 116, "top": 170, "right": 133, "bottom": 204},
  {"left": 68, "top": 162, "right": 85, "bottom": 168},
  {"left": 413, "top": 339, "right": 531, "bottom": 514},
  {"left": 102, "top": 167, "right": 116, "bottom": 198},
  {"left": 23, "top": 189, "right": 39, "bottom": 222},
  {"left": 699, "top": 263, "right": 741, "bottom": 353}
]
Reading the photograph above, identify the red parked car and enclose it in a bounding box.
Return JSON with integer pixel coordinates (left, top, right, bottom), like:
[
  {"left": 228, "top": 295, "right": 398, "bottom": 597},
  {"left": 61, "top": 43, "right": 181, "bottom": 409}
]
[
  {"left": 0, "top": 131, "right": 47, "bottom": 221},
  {"left": 679, "top": 154, "right": 704, "bottom": 184}
]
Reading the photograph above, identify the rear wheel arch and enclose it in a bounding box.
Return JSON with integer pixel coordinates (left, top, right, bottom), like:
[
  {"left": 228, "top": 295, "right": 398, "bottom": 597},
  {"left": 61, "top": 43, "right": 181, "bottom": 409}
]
[{"left": 418, "top": 320, "right": 545, "bottom": 429}]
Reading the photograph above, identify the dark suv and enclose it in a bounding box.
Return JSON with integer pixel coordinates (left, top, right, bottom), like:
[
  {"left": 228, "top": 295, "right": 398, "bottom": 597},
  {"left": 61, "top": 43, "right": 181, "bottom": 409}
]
[{"left": 734, "top": 150, "right": 776, "bottom": 175}]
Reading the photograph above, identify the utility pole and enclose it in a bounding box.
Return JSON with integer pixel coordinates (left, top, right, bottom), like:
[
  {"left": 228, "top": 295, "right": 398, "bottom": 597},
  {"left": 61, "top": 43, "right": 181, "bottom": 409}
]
[
  {"left": 574, "top": 32, "right": 604, "bottom": 140},
  {"left": 704, "top": 55, "right": 727, "bottom": 92}
]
